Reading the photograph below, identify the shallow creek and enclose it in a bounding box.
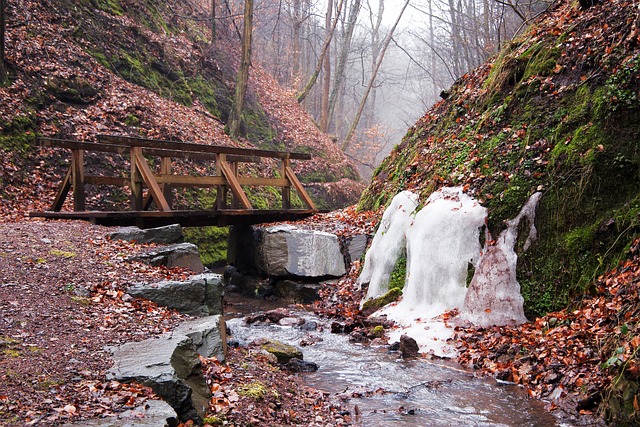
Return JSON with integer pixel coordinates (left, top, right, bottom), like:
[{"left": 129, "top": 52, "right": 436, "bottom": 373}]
[{"left": 225, "top": 296, "right": 568, "bottom": 427}]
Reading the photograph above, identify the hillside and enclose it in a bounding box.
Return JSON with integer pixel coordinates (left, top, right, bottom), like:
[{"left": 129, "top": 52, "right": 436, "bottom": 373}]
[
  {"left": 360, "top": 0, "right": 640, "bottom": 317},
  {"left": 0, "top": 0, "right": 363, "bottom": 220}
]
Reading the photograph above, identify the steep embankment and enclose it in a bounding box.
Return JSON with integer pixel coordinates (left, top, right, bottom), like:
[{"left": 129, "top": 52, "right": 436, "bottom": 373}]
[
  {"left": 360, "top": 0, "right": 640, "bottom": 317},
  {"left": 0, "top": 0, "right": 363, "bottom": 221}
]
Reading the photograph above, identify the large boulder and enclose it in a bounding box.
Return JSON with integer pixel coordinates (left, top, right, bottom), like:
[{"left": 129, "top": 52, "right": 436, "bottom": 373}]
[
  {"left": 257, "top": 225, "right": 346, "bottom": 278},
  {"left": 272, "top": 279, "right": 322, "bottom": 303},
  {"left": 127, "top": 273, "right": 223, "bottom": 317},
  {"left": 109, "top": 224, "right": 184, "bottom": 244},
  {"left": 131, "top": 243, "right": 204, "bottom": 273},
  {"left": 108, "top": 316, "right": 226, "bottom": 423}
]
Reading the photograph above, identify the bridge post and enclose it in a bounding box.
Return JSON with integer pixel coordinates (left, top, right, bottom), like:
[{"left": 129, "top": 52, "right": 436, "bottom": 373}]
[
  {"left": 130, "top": 146, "right": 143, "bottom": 210},
  {"left": 282, "top": 155, "right": 291, "bottom": 210},
  {"left": 160, "top": 156, "right": 173, "bottom": 208},
  {"left": 216, "top": 153, "right": 228, "bottom": 209},
  {"left": 71, "top": 149, "right": 85, "bottom": 211}
]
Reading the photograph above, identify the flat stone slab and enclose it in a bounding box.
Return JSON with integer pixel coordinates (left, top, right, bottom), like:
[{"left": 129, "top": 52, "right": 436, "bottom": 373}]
[
  {"left": 63, "top": 400, "right": 178, "bottom": 427},
  {"left": 127, "top": 273, "right": 223, "bottom": 317},
  {"left": 108, "top": 316, "right": 225, "bottom": 423},
  {"left": 109, "top": 224, "right": 184, "bottom": 244},
  {"left": 131, "top": 243, "right": 204, "bottom": 273}
]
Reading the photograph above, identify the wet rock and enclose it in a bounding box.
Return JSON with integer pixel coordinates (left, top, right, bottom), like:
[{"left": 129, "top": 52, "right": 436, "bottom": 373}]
[
  {"left": 346, "top": 234, "right": 369, "bottom": 264},
  {"left": 131, "top": 243, "right": 204, "bottom": 273},
  {"left": 399, "top": 335, "right": 420, "bottom": 359},
  {"left": 63, "top": 400, "right": 178, "bottom": 427},
  {"left": 284, "top": 358, "right": 319, "bottom": 372},
  {"left": 278, "top": 317, "right": 303, "bottom": 327},
  {"left": 272, "top": 280, "right": 322, "bottom": 303},
  {"left": 108, "top": 316, "right": 226, "bottom": 423},
  {"left": 127, "top": 273, "right": 223, "bottom": 317},
  {"left": 109, "top": 224, "right": 183, "bottom": 244},
  {"left": 331, "top": 322, "right": 345, "bottom": 334},
  {"left": 300, "top": 320, "right": 318, "bottom": 331},
  {"left": 260, "top": 225, "right": 345, "bottom": 277},
  {"left": 245, "top": 308, "right": 291, "bottom": 324},
  {"left": 349, "top": 331, "right": 370, "bottom": 344},
  {"left": 388, "top": 341, "right": 401, "bottom": 351},
  {"left": 259, "top": 339, "right": 303, "bottom": 364}
]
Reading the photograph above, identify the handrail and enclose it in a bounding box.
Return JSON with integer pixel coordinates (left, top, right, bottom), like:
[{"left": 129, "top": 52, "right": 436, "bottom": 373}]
[{"left": 37, "top": 136, "right": 316, "bottom": 213}]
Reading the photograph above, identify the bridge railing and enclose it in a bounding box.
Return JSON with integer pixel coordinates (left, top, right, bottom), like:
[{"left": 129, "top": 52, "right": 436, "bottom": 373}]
[{"left": 38, "top": 135, "right": 316, "bottom": 213}]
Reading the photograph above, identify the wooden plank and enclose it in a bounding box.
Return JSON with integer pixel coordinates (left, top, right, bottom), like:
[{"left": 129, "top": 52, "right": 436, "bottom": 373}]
[
  {"left": 286, "top": 166, "right": 316, "bottom": 210},
  {"left": 51, "top": 166, "right": 72, "bottom": 211},
  {"left": 154, "top": 175, "right": 288, "bottom": 187},
  {"left": 98, "top": 134, "right": 312, "bottom": 160},
  {"left": 71, "top": 149, "right": 85, "bottom": 211},
  {"left": 132, "top": 149, "right": 171, "bottom": 212},
  {"left": 38, "top": 138, "right": 261, "bottom": 163},
  {"left": 220, "top": 158, "right": 252, "bottom": 210},
  {"left": 160, "top": 157, "right": 172, "bottom": 208}
]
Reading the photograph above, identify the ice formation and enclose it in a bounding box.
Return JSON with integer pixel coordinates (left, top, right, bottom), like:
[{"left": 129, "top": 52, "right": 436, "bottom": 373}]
[
  {"left": 461, "top": 192, "right": 542, "bottom": 327},
  {"left": 378, "top": 187, "right": 487, "bottom": 356},
  {"left": 361, "top": 187, "right": 542, "bottom": 357},
  {"left": 358, "top": 190, "right": 419, "bottom": 300}
]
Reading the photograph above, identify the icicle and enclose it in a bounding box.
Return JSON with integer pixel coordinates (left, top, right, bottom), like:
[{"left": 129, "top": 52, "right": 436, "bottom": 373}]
[
  {"left": 461, "top": 192, "right": 542, "bottom": 327},
  {"left": 358, "top": 191, "right": 419, "bottom": 300}
]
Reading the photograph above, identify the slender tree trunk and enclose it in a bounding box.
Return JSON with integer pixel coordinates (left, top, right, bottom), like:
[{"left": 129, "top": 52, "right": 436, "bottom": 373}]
[
  {"left": 211, "top": 0, "right": 216, "bottom": 44},
  {"left": 292, "top": 0, "right": 301, "bottom": 79},
  {"left": 328, "top": 0, "right": 361, "bottom": 130},
  {"left": 296, "top": 0, "right": 343, "bottom": 103},
  {"left": 319, "top": 0, "right": 333, "bottom": 131},
  {"left": 367, "top": 0, "right": 384, "bottom": 129},
  {"left": 0, "top": 0, "right": 7, "bottom": 85},
  {"left": 342, "top": 0, "right": 410, "bottom": 151},
  {"left": 229, "top": 0, "right": 254, "bottom": 139}
]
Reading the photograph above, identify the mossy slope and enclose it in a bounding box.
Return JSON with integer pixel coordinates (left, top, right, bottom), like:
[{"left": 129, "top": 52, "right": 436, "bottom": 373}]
[{"left": 360, "top": 1, "right": 640, "bottom": 317}]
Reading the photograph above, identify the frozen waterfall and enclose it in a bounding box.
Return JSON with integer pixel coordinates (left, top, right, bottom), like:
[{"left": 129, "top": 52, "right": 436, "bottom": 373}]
[
  {"left": 358, "top": 190, "right": 419, "bottom": 300},
  {"left": 358, "top": 187, "right": 541, "bottom": 357}
]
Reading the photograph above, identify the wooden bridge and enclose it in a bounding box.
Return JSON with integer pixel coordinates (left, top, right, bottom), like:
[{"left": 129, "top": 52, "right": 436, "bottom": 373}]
[{"left": 29, "top": 135, "right": 320, "bottom": 228}]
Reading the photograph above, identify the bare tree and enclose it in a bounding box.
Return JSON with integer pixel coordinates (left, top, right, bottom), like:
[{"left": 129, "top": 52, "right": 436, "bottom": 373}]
[
  {"left": 229, "top": 0, "right": 254, "bottom": 139},
  {"left": 0, "top": 0, "right": 7, "bottom": 85},
  {"left": 342, "top": 0, "right": 410, "bottom": 150},
  {"left": 296, "top": 0, "right": 344, "bottom": 103}
]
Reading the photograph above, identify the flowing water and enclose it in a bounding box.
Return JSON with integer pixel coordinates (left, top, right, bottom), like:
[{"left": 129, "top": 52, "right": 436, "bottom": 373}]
[{"left": 225, "top": 296, "right": 567, "bottom": 427}]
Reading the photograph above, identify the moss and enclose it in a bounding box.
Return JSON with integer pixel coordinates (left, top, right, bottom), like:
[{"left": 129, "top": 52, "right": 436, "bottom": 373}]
[
  {"left": 49, "top": 249, "right": 77, "bottom": 259},
  {"left": 0, "top": 114, "right": 37, "bottom": 155},
  {"left": 86, "top": 0, "right": 124, "bottom": 15},
  {"left": 389, "top": 255, "right": 406, "bottom": 290},
  {"left": 203, "top": 415, "right": 226, "bottom": 425},
  {"left": 369, "top": 325, "right": 385, "bottom": 338},
  {"left": 183, "top": 226, "right": 229, "bottom": 267},
  {"left": 260, "top": 340, "right": 302, "bottom": 364},
  {"left": 238, "top": 381, "right": 269, "bottom": 400},
  {"left": 2, "top": 349, "right": 21, "bottom": 358},
  {"left": 362, "top": 287, "right": 402, "bottom": 312}
]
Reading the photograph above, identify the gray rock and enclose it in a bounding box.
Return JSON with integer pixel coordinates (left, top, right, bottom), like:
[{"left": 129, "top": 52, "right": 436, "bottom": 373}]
[
  {"left": 347, "top": 234, "right": 369, "bottom": 263},
  {"left": 259, "top": 225, "right": 345, "bottom": 278},
  {"left": 63, "top": 400, "right": 178, "bottom": 427},
  {"left": 127, "top": 274, "right": 223, "bottom": 317},
  {"left": 132, "top": 243, "right": 204, "bottom": 273},
  {"left": 108, "top": 316, "right": 226, "bottom": 423},
  {"left": 110, "top": 224, "right": 184, "bottom": 244},
  {"left": 259, "top": 339, "right": 303, "bottom": 364},
  {"left": 272, "top": 280, "right": 322, "bottom": 303},
  {"left": 399, "top": 334, "right": 420, "bottom": 359}
]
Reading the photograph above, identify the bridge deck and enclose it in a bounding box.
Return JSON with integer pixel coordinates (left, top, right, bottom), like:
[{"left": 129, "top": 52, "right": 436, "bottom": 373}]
[{"left": 29, "top": 209, "right": 321, "bottom": 228}]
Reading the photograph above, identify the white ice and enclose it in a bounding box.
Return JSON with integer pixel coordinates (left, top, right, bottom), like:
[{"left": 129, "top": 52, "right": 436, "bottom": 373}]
[
  {"left": 358, "top": 190, "right": 419, "bottom": 300},
  {"left": 378, "top": 187, "right": 487, "bottom": 357}
]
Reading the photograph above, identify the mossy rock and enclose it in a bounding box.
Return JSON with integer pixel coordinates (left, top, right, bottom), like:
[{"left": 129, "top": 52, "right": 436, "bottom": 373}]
[
  {"left": 260, "top": 339, "right": 303, "bottom": 364},
  {"left": 362, "top": 287, "right": 403, "bottom": 313}
]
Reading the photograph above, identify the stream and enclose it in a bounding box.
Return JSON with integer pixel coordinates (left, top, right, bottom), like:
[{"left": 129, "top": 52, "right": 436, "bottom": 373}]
[{"left": 225, "top": 295, "right": 569, "bottom": 427}]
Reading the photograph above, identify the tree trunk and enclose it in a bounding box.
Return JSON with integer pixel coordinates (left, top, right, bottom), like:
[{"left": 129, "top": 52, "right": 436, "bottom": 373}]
[
  {"left": 327, "top": 0, "right": 361, "bottom": 132},
  {"left": 0, "top": 0, "right": 7, "bottom": 85},
  {"left": 319, "top": 0, "right": 333, "bottom": 131},
  {"left": 292, "top": 0, "right": 301, "bottom": 79},
  {"left": 342, "top": 0, "right": 410, "bottom": 151},
  {"left": 296, "top": 0, "right": 343, "bottom": 103},
  {"left": 210, "top": 0, "right": 216, "bottom": 44},
  {"left": 229, "top": 0, "right": 254, "bottom": 139}
]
